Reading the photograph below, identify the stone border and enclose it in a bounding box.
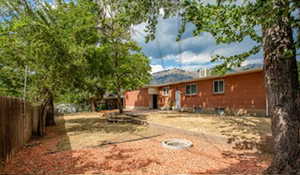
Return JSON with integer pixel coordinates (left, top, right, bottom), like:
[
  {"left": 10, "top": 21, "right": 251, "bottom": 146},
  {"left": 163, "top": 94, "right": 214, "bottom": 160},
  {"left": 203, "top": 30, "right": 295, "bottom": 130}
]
[{"left": 104, "top": 112, "right": 148, "bottom": 125}]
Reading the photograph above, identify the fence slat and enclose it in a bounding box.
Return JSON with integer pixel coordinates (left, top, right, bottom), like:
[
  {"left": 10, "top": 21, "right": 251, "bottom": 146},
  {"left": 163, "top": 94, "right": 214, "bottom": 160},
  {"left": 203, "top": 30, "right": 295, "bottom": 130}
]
[{"left": 0, "top": 96, "right": 42, "bottom": 162}]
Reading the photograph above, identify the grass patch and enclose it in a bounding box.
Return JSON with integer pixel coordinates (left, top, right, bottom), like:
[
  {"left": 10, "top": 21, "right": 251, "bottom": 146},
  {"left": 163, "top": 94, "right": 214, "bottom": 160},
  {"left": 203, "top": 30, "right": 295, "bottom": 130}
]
[
  {"left": 56, "top": 113, "right": 162, "bottom": 151},
  {"left": 145, "top": 111, "right": 271, "bottom": 152}
]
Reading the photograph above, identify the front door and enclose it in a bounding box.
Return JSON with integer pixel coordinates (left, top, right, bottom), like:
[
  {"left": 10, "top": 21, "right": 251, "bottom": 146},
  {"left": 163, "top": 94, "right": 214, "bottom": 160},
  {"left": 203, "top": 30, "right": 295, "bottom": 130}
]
[
  {"left": 153, "top": 95, "right": 158, "bottom": 109},
  {"left": 175, "top": 90, "right": 181, "bottom": 109}
]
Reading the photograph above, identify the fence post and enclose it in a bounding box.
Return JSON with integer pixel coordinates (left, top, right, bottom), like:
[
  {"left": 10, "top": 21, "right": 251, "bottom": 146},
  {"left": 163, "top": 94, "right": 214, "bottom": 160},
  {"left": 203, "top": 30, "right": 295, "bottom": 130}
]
[{"left": 0, "top": 96, "right": 44, "bottom": 162}]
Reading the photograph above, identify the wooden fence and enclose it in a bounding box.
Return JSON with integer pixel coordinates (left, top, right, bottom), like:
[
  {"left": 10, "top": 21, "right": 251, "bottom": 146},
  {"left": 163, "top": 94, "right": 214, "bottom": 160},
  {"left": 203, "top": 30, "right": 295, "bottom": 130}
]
[{"left": 0, "top": 96, "right": 45, "bottom": 162}]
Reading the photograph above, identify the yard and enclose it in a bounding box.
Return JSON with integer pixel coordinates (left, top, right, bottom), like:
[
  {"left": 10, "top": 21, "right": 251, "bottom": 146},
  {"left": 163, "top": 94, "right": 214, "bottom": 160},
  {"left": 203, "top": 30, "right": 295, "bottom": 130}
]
[
  {"left": 1, "top": 111, "right": 271, "bottom": 175},
  {"left": 142, "top": 111, "right": 272, "bottom": 152}
]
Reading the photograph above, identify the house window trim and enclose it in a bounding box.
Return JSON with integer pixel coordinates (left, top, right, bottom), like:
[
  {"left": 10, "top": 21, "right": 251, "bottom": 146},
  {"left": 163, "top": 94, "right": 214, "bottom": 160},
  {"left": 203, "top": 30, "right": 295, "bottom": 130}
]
[
  {"left": 162, "top": 87, "right": 169, "bottom": 96},
  {"left": 213, "top": 79, "right": 225, "bottom": 94},
  {"left": 185, "top": 83, "right": 198, "bottom": 96}
]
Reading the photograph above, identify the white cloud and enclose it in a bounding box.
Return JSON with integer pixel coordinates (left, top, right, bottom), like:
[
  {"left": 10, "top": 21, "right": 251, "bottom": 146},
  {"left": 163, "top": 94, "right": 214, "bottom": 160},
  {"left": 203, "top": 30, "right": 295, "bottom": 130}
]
[
  {"left": 242, "top": 58, "right": 263, "bottom": 66},
  {"left": 161, "top": 51, "right": 212, "bottom": 64},
  {"left": 180, "top": 52, "right": 211, "bottom": 64},
  {"left": 151, "top": 64, "right": 164, "bottom": 73}
]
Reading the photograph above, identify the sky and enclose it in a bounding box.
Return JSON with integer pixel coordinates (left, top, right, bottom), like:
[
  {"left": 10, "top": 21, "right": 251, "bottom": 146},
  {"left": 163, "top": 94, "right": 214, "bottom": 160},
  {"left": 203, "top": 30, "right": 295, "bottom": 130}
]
[
  {"left": 45, "top": 0, "right": 299, "bottom": 74},
  {"left": 132, "top": 17, "right": 265, "bottom": 73}
]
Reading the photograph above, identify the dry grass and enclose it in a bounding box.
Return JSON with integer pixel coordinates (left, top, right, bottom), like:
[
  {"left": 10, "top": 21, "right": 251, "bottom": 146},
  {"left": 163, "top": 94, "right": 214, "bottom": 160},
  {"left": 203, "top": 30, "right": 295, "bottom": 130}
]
[
  {"left": 144, "top": 111, "right": 271, "bottom": 151},
  {"left": 57, "top": 111, "right": 272, "bottom": 152},
  {"left": 2, "top": 112, "right": 271, "bottom": 175},
  {"left": 56, "top": 112, "right": 162, "bottom": 151}
]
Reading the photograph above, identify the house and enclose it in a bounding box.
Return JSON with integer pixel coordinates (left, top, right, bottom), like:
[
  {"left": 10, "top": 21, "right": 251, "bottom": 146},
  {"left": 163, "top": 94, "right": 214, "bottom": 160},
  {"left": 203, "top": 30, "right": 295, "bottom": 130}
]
[{"left": 124, "top": 68, "right": 267, "bottom": 116}]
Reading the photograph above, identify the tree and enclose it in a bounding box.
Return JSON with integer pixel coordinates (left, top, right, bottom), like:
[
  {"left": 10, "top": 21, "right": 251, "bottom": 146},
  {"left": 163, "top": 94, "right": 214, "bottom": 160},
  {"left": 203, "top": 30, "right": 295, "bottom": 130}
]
[
  {"left": 62, "top": 48, "right": 111, "bottom": 112},
  {"left": 107, "top": 42, "right": 151, "bottom": 113},
  {"left": 0, "top": 0, "right": 152, "bottom": 116},
  {"left": 0, "top": 0, "right": 102, "bottom": 125},
  {"left": 92, "top": 0, "right": 152, "bottom": 113},
  {"left": 121, "top": 0, "right": 300, "bottom": 173},
  {"left": 0, "top": 62, "right": 25, "bottom": 97}
]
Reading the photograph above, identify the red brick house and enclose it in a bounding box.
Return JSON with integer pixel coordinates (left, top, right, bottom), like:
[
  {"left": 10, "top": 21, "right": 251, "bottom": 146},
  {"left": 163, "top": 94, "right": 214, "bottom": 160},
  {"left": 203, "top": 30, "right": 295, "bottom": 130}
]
[{"left": 124, "top": 68, "right": 267, "bottom": 116}]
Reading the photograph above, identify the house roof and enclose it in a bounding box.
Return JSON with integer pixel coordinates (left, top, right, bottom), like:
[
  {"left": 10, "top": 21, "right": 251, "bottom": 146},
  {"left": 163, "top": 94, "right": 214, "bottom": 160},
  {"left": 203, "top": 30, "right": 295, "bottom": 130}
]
[{"left": 145, "top": 68, "right": 264, "bottom": 88}]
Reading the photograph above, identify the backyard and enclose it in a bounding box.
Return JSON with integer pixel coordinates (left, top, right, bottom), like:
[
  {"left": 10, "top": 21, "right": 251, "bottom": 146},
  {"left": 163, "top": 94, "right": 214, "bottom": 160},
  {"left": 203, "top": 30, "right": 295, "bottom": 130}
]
[
  {"left": 142, "top": 111, "right": 272, "bottom": 152},
  {"left": 1, "top": 111, "right": 272, "bottom": 175}
]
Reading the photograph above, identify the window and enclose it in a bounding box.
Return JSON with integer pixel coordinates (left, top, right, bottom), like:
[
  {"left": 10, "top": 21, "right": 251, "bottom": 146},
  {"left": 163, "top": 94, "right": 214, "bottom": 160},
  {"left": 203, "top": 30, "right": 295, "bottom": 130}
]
[
  {"left": 162, "top": 87, "right": 169, "bottom": 96},
  {"left": 186, "top": 84, "right": 197, "bottom": 95},
  {"left": 213, "top": 80, "right": 224, "bottom": 94}
]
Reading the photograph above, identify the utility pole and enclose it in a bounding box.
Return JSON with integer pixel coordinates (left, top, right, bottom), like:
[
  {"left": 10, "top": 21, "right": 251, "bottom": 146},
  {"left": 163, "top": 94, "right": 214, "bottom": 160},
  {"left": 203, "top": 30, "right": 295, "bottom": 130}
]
[
  {"left": 22, "top": 65, "right": 28, "bottom": 144},
  {"left": 23, "top": 65, "right": 28, "bottom": 101}
]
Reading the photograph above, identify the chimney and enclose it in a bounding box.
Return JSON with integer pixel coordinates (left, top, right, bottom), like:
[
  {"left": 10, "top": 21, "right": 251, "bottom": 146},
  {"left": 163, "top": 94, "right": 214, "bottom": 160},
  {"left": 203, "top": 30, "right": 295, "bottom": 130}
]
[{"left": 197, "top": 68, "right": 211, "bottom": 78}]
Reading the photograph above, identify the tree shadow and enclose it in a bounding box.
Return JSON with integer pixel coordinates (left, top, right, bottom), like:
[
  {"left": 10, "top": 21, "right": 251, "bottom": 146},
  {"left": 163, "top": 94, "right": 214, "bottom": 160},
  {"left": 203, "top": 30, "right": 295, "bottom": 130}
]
[
  {"left": 44, "top": 144, "right": 161, "bottom": 174},
  {"left": 65, "top": 117, "right": 142, "bottom": 134},
  {"left": 215, "top": 116, "right": 272, "bottom": 153},
  {"left": 98, "top": 145, "right": 161, "bottom": 173},
  {"left": 55, "top": 113, "right": 148, "bottom": 152},
  {"left": 190, "top": 152, "right": 270, "bottom": 174},
  {"left": 53, "top": 115, "right": 160, "bottom": 174},
  {"left": 54, "top": 115, "right": 160, "bottom": 174},
  {"left": 163, "top": 113, "right": 198, "bottom": 118},
  {"left": 1, "top": 114, "right": 160, "bottom": 174}
]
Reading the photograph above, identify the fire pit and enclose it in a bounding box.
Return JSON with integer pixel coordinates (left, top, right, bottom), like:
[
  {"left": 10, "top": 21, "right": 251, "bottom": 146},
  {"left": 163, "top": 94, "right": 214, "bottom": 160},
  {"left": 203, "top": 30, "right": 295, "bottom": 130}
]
[{"left": 161, "top": 139, "right": 193, "bottom": 150}]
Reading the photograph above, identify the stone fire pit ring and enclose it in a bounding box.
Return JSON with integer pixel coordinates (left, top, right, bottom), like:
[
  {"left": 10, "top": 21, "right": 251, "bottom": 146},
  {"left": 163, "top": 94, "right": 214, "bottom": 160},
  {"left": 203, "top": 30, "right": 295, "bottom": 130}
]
[{"left": 161, "top": 138, "right": 193, "bottom": 150}]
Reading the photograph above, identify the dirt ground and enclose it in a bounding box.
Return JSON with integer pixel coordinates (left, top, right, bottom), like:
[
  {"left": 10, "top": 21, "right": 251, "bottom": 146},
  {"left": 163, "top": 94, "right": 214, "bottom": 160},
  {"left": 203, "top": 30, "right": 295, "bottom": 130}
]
[
  {"left": 130, "top": 110, "right": 272, "bottom": 152},
  {"left": 1, "top": 111, "right": 271, "bottom": 175}
]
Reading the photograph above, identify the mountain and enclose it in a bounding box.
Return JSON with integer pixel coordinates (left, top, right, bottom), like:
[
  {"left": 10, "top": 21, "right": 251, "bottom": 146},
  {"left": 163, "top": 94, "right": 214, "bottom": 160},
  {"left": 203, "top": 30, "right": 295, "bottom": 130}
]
[
  {"left": 149, "top": 64, "right": 263, "bottom": 85},
  {"left": 150, "top": 68, "right": 198, "bottom": 85}
]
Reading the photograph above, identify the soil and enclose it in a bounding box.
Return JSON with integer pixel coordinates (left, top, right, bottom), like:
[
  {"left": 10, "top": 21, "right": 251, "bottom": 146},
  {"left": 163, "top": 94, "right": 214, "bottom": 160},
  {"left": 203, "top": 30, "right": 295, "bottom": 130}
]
[{"left": 1, "top": 112, "right": 271, "bottom": 175}]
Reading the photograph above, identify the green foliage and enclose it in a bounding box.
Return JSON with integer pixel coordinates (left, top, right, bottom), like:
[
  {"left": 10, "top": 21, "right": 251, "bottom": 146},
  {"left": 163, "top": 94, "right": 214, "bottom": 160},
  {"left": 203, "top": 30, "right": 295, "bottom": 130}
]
[
  {"left": 0, "top": 64, "right": 25, "bottom": 97},
  {"left": 123, "top": 0, "right": 299, "bottom": 73},
  {"left": 0, "top": 0, "right": 104, "bottom": 102},
  {"left": 96, "top": 1, "right": 152, "bottom": 97},
  {"left": 107, "top": 44, "right": 152, "bottom": 94},
  {"left": 0, "top": 0, "right": 152, "bottom": 106}
]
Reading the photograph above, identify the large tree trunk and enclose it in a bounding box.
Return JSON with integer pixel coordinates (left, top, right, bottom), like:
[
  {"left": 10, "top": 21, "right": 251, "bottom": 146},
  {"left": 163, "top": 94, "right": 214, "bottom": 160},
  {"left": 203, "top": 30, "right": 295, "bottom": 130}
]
[
  {"left": 263, "top": 1, "right": 300, "bottom": 174},
  {"left": 116, "top": 93, "right": 123, "bottom": 114},
  {"left": 45, "top": 91, "right": 55, "bottom": 126},
  {"left": 41, "top": 88, "right": 56, "bottom": 127},
  {"left": 90, "top": 97, "right": 97, "bottom": 112}
]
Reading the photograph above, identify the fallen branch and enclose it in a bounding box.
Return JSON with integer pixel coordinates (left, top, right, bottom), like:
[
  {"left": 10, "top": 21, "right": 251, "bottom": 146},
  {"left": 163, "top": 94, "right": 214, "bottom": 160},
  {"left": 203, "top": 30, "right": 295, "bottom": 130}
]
[{"left": 91, "top": 134, "right": 162, "bottom": 147}]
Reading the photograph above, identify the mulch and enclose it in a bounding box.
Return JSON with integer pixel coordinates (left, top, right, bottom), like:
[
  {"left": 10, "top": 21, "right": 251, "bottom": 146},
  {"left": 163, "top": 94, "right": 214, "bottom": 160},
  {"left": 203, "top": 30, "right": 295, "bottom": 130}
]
[{"left": 1, "top": 118, "right": 270, "bottom": 175}]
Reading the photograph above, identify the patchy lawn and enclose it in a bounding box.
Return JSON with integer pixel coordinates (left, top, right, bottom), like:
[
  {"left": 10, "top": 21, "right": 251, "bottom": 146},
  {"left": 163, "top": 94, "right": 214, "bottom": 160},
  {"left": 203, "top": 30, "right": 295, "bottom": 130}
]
[
  {"left": 1, "top": 112, "right": 271, "bottom": 175},
  {"left": 141, "top": 111, "right": 272, "bottom": 152},
  {"left": 56, "top": 112, "right": 162, "bottom": 151}
]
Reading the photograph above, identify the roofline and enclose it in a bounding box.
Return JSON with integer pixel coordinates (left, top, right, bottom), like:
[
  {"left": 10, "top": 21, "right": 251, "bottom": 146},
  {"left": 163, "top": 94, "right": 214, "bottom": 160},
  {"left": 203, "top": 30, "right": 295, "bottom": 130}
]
[{"left": 145, "top": 68, "right": 263, "bottom": 88}]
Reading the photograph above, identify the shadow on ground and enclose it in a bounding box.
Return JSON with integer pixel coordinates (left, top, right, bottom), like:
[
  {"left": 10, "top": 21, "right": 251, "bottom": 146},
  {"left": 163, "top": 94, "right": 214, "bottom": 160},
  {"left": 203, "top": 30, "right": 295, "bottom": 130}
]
[
  {"left": 190, "top": 152, "right": 270, "bottom": 174},
  {"left": 55, "top": 114, "right": 161, "bottom": 174},
  {"left": 215, "top": 116, "right": 273, "bottom": 153},
  {"left": 64, "top": 117, "right": 142, "bottom": 134},
  {"left": 1, "top": 113, "right": 161, "bottom": 174}
]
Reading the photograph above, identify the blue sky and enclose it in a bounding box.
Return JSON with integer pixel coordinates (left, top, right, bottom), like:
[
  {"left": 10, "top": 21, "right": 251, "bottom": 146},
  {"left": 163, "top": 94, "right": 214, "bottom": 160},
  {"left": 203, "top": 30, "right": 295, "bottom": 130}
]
[
  {"left": 44, "top": 0, "right": 299, "bottom": 73},
  {"left": 132, "top": 17, "right": 264, "bottom": 73},
  {"left": 132, "top": 16, "right": 300, "bottom": 73}
]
